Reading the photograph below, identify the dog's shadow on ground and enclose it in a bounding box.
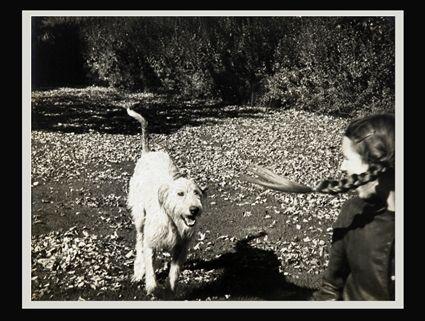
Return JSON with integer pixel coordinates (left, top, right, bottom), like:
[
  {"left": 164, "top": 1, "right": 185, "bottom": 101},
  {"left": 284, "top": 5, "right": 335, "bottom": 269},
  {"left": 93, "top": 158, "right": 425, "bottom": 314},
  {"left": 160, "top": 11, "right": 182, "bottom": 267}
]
[{"left": 181, "top": 232, "right": 316, "bottom": 301}]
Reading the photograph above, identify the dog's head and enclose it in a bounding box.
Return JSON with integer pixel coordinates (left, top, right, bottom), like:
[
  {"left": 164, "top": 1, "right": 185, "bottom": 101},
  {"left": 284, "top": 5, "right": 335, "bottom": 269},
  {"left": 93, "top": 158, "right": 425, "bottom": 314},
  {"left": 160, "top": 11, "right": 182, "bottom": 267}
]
[{"left": 158, "top": 177, "right": 207, "bottom": 228}]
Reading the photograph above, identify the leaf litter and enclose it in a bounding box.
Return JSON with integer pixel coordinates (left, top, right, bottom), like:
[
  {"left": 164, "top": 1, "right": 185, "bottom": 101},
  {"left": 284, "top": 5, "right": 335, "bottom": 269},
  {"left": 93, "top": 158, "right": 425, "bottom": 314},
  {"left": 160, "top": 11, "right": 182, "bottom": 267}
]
[{"left": 31, "top": 87, "right": 352, "bottom": 300}]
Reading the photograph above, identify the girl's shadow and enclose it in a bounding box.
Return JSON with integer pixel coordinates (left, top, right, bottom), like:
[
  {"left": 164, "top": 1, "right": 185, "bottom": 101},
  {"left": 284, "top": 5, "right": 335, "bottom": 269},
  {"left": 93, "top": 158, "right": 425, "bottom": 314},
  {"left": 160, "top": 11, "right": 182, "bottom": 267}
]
[{"left": 183, "top": 232, "right": 317, "bottom": 300}]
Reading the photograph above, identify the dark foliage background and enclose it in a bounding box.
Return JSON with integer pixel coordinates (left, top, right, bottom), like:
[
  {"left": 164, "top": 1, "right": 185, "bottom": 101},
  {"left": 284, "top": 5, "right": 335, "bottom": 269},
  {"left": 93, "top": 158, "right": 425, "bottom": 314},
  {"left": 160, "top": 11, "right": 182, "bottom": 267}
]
[{"left": 32, "top": 16, "right": 395, "bottom": 117}]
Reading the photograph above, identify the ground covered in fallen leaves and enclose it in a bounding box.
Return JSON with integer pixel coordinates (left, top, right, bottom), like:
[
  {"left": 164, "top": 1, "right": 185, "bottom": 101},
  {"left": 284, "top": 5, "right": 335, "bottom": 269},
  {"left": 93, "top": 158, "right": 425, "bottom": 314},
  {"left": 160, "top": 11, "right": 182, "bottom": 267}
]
[{"left": 30, "top": 86, "right": 353, "bottom": 301}]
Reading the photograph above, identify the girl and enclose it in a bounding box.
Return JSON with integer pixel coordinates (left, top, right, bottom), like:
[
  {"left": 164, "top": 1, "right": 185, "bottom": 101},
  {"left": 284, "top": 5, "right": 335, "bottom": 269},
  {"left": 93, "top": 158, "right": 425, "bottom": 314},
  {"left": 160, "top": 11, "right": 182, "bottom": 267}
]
[{"left": 244, "top": 113, "right": 395, "bottom": 300}]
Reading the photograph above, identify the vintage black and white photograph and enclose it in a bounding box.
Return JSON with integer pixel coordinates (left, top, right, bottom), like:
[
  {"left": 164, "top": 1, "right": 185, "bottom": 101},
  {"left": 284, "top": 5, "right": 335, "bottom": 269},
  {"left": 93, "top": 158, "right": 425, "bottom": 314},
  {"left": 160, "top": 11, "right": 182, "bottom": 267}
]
[{"left": 23, "top": 11, "right": 403, "bottom": 307}]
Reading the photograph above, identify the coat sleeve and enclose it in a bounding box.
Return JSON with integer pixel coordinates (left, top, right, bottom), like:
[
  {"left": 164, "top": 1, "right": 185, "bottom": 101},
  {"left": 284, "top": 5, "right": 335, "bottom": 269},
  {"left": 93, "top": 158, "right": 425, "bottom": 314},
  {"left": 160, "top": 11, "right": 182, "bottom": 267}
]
[
  {"left": 314, "top": 228, "right": 350, "bottom": 300},
  {"left": 313, "top": 198, "right": 364, "bottom": 300}
]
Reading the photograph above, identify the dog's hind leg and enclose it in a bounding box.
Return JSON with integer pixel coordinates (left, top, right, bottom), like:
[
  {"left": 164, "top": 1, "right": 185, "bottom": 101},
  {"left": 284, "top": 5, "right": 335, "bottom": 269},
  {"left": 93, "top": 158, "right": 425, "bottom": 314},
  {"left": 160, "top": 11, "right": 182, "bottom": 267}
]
[
  {"left": 169, "top": 246, "right": 188, "bottom": 292},
  {"left": 131, "top": 231, "right": 146, "bottom": 282},
  {"left": 143, "top": 245, "right": 157, "bottom": 295}
]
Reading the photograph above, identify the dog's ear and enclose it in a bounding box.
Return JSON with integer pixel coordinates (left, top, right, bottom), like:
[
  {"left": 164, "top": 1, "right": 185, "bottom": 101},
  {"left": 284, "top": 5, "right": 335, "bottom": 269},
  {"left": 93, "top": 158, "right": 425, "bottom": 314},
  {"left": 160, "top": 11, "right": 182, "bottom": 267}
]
[
  {"left": 158, "top": 184, "right": 169, "bottom": 206},
  {"left": 201, "top": 186, "right": 208, "bottom": 193}
]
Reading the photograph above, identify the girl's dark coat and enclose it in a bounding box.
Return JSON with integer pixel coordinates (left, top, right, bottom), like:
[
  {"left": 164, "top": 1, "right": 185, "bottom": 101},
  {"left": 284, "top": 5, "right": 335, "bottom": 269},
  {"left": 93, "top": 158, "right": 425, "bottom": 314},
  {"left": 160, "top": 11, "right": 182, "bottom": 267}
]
[{"left": 314, "top": 197, "right": 395, "bottom": 301}]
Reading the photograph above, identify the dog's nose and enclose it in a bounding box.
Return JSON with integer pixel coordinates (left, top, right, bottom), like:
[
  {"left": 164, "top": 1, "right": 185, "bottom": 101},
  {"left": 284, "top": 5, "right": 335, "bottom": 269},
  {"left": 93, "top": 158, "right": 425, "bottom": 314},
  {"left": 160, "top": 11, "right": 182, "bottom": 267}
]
[{"left": 189, "top": 206, "right": 200, "bottom": 216}]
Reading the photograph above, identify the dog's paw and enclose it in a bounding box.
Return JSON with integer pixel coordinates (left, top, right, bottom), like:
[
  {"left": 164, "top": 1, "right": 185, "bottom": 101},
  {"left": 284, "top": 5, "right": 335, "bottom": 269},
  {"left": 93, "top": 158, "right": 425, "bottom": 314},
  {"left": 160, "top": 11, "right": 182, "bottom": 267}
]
[
  {"left": 167, "top": 280, "right": 178, "bottom": 293},
  {"left": 145, "top": 281, "right": 158, "bottom": 295}
]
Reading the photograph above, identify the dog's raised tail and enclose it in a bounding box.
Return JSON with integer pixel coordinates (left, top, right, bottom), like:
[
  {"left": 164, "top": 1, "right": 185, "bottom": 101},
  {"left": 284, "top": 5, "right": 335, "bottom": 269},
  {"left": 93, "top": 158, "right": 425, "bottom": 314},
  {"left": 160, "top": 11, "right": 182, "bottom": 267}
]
[{"left": 127, "top": 108, "right": 149, "bottom": 152}]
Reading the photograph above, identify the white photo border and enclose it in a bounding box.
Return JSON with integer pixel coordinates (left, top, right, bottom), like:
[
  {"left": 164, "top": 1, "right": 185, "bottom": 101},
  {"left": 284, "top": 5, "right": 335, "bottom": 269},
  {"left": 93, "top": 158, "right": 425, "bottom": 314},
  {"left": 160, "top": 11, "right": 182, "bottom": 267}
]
[{"left": 22, "top": 10, "right": 404, "bottom": 309}]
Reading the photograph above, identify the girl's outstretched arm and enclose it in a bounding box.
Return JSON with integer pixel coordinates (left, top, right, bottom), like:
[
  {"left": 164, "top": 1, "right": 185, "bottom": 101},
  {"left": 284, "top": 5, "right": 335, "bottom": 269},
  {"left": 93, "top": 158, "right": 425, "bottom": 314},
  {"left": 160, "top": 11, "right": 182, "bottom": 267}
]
[{"left": 313, "top": 229, "right": 350, "bottom": 301}]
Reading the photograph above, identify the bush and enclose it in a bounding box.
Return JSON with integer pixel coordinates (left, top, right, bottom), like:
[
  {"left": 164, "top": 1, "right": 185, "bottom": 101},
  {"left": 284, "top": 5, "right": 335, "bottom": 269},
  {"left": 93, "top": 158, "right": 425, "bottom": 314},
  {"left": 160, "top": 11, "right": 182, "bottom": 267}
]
[
  {"left": 33, "top": 17, "right": 395, "bottom": 116},
  {"left": 32, "top": 18, "right": 89, "bottom": 88},
  {"left": 82, "top": 18, "right": 161, "bottom": 91},
  {"left": 260, "top": 17, "right": 395, "bottom": 117},
  {"left": 81, "top": 17, "right": 291, "bottom": 103}
]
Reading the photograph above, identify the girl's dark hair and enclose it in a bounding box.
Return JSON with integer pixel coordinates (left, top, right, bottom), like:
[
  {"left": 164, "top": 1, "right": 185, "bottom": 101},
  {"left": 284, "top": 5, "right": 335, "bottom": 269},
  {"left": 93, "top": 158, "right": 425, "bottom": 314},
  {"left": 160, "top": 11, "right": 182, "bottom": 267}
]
[{"left": 314, "top": 113, "right": 395, "bottom": 194}]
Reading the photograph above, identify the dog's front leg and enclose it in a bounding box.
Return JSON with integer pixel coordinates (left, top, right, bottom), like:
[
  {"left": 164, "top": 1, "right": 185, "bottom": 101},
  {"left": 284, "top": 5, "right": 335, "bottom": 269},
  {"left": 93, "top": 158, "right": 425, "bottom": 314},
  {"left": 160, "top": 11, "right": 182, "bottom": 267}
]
[
  {"left": 131, "top": 231, "right": 145, "bottom": 282},
  {"left": 143, "top": 245, "right": 157, "bottom": 295},
  {"left": 169, "top": 246, "right": 188, "bottom": 292}
]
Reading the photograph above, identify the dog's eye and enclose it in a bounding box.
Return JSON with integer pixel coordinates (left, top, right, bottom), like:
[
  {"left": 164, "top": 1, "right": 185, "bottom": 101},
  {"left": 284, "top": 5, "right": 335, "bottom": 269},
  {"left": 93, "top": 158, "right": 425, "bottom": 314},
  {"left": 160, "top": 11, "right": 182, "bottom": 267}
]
[
  {"left": 194, "top": 190, "right": 201, "bottom": 196},
  {"left": 177, "top": 192, "right": 185, "bottom": 196}
]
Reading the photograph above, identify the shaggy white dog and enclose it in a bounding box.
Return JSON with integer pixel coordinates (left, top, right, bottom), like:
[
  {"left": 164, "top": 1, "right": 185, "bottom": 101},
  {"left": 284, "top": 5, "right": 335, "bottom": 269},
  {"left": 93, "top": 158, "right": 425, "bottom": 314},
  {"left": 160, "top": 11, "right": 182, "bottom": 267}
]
[{"left": 126, "top": 108, "right": 207, "bottom": 295}]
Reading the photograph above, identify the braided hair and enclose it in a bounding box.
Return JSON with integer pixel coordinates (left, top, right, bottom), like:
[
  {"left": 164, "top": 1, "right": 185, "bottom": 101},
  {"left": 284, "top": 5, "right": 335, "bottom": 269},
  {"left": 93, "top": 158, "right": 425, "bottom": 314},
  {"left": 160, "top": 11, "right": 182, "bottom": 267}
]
[
  {"left": 313, "top": 113, "right": 395, "bottom": 194},
  {"left": 314, "top": 163, "right": 390, "bottom": 194},
  {"left": 243, "top": 113, "right": 395, "bottom": 195}
]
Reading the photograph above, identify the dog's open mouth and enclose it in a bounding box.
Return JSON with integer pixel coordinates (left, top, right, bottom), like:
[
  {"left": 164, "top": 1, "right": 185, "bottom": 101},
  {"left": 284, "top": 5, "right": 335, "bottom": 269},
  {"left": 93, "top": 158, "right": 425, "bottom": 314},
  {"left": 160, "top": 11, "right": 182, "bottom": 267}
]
[{"left": 181, "top": 214, "right": 196, "bottom": 227}]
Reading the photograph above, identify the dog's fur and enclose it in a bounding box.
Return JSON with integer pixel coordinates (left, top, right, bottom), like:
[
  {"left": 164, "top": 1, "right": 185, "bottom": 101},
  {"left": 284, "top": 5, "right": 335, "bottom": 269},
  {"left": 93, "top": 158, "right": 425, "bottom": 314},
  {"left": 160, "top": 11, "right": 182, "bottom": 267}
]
[{"left": 126, "top": 108, "right": 207, "bottom": 294}]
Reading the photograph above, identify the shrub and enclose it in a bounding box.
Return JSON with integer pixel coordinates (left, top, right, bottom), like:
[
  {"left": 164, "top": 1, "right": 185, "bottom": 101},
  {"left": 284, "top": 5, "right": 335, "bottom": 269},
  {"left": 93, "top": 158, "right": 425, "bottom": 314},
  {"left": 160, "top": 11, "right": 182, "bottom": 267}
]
[
  {"left": 33, "top": 17, "right": 395, "bottom": 116},
  {"left": 32, "top": 17, "right": 88, "bottom": 88},
  {"left": 260, "top": 17, "right": 395, "bottom": 117}
]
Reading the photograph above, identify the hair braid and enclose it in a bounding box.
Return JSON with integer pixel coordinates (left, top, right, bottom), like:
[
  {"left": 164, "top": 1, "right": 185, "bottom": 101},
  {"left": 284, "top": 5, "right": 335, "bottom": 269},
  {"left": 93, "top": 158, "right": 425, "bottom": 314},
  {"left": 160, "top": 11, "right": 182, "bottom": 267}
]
[{"left": 313, "top": 163, "right": 390, "bottom": 194}]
